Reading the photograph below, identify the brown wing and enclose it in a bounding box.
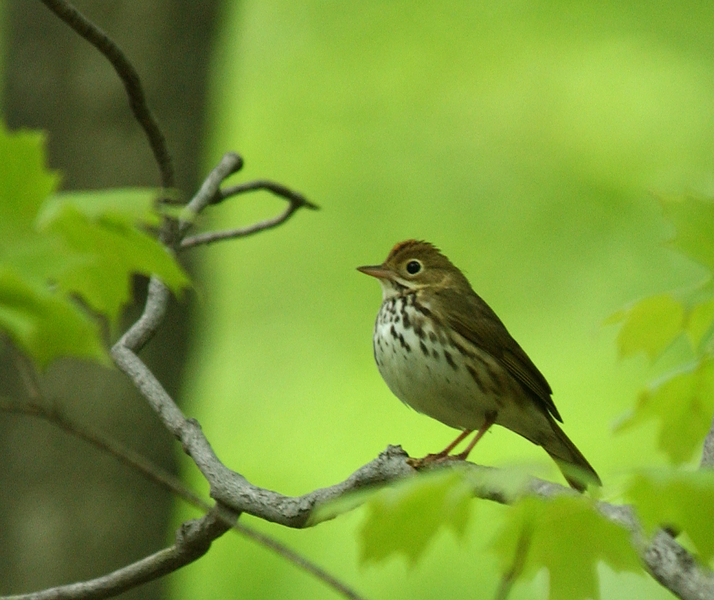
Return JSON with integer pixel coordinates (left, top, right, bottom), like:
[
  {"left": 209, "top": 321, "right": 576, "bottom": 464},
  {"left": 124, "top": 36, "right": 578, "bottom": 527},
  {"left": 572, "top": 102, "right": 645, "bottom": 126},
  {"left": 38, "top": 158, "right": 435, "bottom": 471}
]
[{"left": 435, "top": 287, "right": 563, "bottom": 423}]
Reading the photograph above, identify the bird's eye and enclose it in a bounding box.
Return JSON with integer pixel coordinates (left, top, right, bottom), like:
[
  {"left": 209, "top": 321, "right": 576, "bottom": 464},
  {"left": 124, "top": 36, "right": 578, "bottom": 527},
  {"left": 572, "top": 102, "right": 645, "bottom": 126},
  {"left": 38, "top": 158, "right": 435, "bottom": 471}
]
[{"left": 406, "top": 260, "right": 422, "bottom": 275}]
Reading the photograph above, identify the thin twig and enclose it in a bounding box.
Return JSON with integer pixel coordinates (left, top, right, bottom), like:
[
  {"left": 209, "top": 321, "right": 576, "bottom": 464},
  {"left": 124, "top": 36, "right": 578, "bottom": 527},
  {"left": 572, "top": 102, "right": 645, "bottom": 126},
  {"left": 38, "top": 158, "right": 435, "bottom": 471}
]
[
  {"left": 39, "top": 0, "right": 174, "bottom": 188},
  {"left": 180, "top": 179, "right": 318, "bottom": 250},
  {"left": 215, "top": 179, "right": 319, "bottom": 209},
  {"left": 494, "top": 522, "right": 533, "bottom": 600},
  {"left": 230, "top": 525, "right": 365, "bottom": 600},
  {"left": 177, "top": 152, "right": 244, "bottom": 239},
  {"left": 0, "top": 397, "right": 205, "bottom": 508},
  {"left": 181, "top": 201, "right": 303, "bottom": 249},
  {"left": 11, "top": 351, "right": 42, "bottom": 401}
]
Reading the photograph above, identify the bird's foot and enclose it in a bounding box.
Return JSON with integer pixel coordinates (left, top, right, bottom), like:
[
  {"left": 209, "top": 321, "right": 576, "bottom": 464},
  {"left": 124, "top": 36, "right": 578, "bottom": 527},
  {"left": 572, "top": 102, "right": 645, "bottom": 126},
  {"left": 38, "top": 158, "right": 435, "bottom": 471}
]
[{"left": 406, "top": 452, "right": 463, "bottom": 469}]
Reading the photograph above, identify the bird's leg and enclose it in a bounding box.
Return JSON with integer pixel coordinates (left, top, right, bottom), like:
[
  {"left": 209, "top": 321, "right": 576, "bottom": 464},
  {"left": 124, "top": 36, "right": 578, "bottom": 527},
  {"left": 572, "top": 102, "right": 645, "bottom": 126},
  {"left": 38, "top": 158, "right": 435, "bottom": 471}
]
[
  {"left": 452, "top": 412, "right": 496, "bottom": 460},
  {"left": 406, "top": 430, "right": 473, "bottom": 468},
  {"left": 406, "top": 413, "right": 497, "bottom": 469},
  {"left": 436, "top": 429, "right": 473, "bottom": 457}
]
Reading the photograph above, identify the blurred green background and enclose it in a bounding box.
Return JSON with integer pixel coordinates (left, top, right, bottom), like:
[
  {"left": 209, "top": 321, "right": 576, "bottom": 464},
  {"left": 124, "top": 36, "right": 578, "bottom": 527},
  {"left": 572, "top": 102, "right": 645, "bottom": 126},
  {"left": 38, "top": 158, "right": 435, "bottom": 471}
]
[{"left": 172, "top": 1, "right": 714, "bottom": 599}]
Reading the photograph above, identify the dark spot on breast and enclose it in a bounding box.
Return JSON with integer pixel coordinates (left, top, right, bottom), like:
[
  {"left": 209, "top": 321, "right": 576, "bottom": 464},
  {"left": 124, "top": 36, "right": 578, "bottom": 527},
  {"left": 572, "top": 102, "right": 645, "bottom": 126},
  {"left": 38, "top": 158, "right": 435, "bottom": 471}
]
[
  {"left": 395, "top": 330, "right": 410, "bottom": 352},
  {"left": 402, "top": 310, "right": 410, "bottom": 328},
  {"left": 419, "top": 341, "right": 429, "bottom": 356},
  {"left": 413, "top": 300, "right": 432, "bottom": 319},
  {"left": 444, "top": 351, "right": 458, "bottom": 370},
  {"left": 466, "top": 364, "right": 486, "bottom": 393},
  {"left": 432, "top": 349, "right": 439, "bottom": 360},
  {"left": 429, "top": 331, "right": 437, "bottom": 343}
]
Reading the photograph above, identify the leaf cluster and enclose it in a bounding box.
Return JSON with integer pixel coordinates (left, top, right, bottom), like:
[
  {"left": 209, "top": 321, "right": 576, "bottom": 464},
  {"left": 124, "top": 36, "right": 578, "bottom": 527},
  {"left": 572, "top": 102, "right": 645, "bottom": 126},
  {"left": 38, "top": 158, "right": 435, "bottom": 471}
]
[
  {"left": 0, "top": 125, "right": 189, "bottom": 367},
  {"left": 608, "top": 196, "right": 714, "bottom": 464}
]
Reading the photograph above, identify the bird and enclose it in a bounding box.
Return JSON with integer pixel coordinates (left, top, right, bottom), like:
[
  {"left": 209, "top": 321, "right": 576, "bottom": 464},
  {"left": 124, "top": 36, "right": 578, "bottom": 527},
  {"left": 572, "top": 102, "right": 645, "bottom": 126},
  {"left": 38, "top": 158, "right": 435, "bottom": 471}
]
[{"left": 358, "top": 240, "right": 601, "bottom": 491}]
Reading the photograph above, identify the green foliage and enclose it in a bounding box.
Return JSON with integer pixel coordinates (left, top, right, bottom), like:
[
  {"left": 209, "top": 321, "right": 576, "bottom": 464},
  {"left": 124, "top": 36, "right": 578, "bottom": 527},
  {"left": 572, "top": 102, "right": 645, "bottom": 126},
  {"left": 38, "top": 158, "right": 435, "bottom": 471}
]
[
  {"left": 615, "top": 359, "right": 714, "bottom": 463},
  {"left": 609, "top": 195, "right": 714, "bottom": 464},
  {"left": 358, "top": 470, "right": 473, "bottom": 565},
  {"left": 38, "top": 196, "right": 188, "bottom": 320},
  {"left": 627, "top": 470, "right": 714, "bottom": 563},
  {"left": 491, "top": 496, "right": 640, "bottom": 600},
  {"left": 606, "top": 294, "right": 684, "bottom": 361},
  {"left": 0, "top": 266, "right": 105, "bottom": 366},
  {"left": 0, "top": 124, "right": 189, "bottom": 367}
]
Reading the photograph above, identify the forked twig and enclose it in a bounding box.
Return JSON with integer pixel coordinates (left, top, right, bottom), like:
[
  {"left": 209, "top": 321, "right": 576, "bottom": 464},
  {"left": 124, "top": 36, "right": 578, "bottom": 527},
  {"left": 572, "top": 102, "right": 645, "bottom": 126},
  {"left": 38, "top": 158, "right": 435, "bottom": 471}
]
[{"left": 180, "top": 179, "right": 319, "bottom": 250}]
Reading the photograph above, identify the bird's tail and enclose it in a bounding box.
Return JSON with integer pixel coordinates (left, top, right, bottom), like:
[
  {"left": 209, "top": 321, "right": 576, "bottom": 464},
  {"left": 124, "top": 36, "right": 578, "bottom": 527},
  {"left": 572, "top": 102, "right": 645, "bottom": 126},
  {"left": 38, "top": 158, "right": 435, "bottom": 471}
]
[{"left": 543, "top": 419, "right": 601, "bottom": 492}]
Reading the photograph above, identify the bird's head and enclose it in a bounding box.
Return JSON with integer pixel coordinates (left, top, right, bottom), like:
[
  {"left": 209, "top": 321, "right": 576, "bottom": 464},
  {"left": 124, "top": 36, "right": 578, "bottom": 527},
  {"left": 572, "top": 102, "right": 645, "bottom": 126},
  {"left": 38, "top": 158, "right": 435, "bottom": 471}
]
[{"left": 358, "top": 240, "right": 469, "bottom": 300}]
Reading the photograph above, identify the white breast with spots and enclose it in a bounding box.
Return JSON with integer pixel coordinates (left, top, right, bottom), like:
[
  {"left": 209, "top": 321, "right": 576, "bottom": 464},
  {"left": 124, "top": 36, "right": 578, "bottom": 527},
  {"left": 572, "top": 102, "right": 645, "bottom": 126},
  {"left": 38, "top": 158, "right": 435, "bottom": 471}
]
[{"left": 372, "top": 295, "right": 505, "bottom": 432}]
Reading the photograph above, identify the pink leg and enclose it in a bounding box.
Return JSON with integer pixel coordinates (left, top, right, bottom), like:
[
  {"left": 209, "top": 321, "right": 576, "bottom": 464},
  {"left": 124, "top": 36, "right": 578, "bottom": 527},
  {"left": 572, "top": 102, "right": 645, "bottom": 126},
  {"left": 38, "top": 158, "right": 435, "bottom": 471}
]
[
  {"left": 436, "top": 429, "right": 472, "bottom": 457},
  {"left": 453, "top": 413, "right": 496, "bottom": 460}
]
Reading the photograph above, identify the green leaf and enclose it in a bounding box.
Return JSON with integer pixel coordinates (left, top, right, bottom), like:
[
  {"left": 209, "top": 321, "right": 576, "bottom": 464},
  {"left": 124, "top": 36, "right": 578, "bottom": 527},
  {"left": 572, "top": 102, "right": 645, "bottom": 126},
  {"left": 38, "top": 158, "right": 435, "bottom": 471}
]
[
  {"left": 359, "top": 470, "right": 473, "bottom": 565},
  {"left": 0, "top": 123, "right": 188, "bottom": 366},
  {"left": 39, "top": 204, "right": 189, "bottom": 321},
  {"left": 0, "top": 128, "right": 59, "bottom": 247},
  {"left": 0, "top": 124, "right": 106, "bottom": 366},
  {"left": 686, "top": 299, "right": 714, "bottom": 350},
  {"left": 610, "top": 294, "right": 684, "bottom": 361},
  {"left": 0, "top": 267, "right": 107, "bottom": 367},
  {"left": 38, "top": 188, "right": 162, "bottom": 228},
  {"left": 491, "top": 496, "right": 640, "bottom": 600},
  {"left": 627, "top": 469, "right": 714, "bottom": 563},
  {"left": 660, "top": 195, "right": 714, "bottom": 271},
  {"left": 615, "top": 359, "right": 714, "bottom": 463}
]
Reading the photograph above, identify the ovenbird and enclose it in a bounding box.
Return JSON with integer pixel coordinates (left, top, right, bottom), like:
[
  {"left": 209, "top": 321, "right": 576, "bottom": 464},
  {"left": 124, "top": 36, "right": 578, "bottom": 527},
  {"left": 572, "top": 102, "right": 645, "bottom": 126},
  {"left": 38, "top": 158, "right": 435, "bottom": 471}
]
[{"left": 358, "top": 240, "right": 600, "bottom": 491}]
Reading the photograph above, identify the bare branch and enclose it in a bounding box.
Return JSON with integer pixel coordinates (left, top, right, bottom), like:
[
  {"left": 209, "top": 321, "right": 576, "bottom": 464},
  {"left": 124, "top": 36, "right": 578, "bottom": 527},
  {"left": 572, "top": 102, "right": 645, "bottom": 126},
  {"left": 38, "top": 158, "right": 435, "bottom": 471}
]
[
  {"left": 215, "top": 179, "right": 319, "bottom": 209},
  {"left": 181, "top": 200, "right": 306, "bottom": 249},
  {"left": 1, "top": 509, "right": 232, "bottom": 600},
  {"left": 180, "top": 179, "right": 318, "bottom": 250},
  {"left": 39, "top": 0, "right": 174, "bottom": 188},
  {"left": 177, "top": 152, "right": 245, "bottom": 238},
  {"left": 0, "top": 397, "right": 206, "bottom": 508}
]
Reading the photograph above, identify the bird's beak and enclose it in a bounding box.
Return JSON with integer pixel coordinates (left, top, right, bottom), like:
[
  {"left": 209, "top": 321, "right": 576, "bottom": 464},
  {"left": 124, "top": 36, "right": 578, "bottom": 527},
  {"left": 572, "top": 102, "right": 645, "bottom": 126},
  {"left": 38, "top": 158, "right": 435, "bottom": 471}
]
[{"left": 357, "top": 264, "right": 394, "bottom": 280}]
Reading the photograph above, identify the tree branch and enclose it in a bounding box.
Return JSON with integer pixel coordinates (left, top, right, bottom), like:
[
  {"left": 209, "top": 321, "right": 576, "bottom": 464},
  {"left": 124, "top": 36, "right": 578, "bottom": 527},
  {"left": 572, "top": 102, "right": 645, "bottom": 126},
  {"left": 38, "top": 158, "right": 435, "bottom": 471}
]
[
  {"left": 180, "top": 178, "right": 319, "bottom": 250},
  {"left": 215, "top": 179, "right": 319, "bottom": 208},
  {"left": 39, "top": 0, "right": 174, "bottom": 188},
  {"left": 177, "top": 152, "right": 245, "bottom": 239}
]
